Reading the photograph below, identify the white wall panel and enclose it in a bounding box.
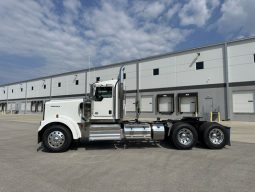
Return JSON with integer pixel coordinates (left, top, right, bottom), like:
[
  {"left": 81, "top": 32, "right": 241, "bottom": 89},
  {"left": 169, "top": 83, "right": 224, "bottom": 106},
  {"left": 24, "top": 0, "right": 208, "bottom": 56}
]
[
  {"left": 0, "top": 87, "right": 7, "bottom": 100},
  {"left": 139, "top": 57, "right": 176, "bottom": 89},
  {"left": 176, "top": 47, "right": 224, "bottom": 86},
  {"left": 228, "top": 40, "right": 255, "bottom": 82},
  {"left": 66, "top": 73, "right": 85, "bottom": 95},
  {"left": 7, "top": 84, "right": 26, "bottom": 100},
  {"left": 139, "top": 47, "right": 224, "bottom": 89},
  {"left": 52, "top": 72, "right": 86, "bottom": 96},
  {"left": 124, "top": 64, "right": 137, "bottom": 91},
  {"left": 27, "top": 79, "right": 51, "bottom": 98},
  {"left": 51, "top": 76, "right": 67, "bottom": 96},
  {"left": 228, "top": 41, "right": 255, "bottom": 56}
]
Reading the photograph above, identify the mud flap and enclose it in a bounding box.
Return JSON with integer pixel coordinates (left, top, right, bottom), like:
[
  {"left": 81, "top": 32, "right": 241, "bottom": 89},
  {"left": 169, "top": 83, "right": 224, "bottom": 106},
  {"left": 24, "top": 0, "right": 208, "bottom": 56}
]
[{"left": 225, "top": 126, "right": 231, "bottom": 146}]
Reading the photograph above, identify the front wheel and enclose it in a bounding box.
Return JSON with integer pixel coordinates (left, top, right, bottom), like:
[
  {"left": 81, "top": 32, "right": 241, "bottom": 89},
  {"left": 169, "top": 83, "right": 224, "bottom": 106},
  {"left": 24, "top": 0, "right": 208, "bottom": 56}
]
[
  {"left": 42, "top": 125, "right": 72, "bottom": 152},
  {"left": 171, "top": 123, "right": 198, "bottom": 150}
]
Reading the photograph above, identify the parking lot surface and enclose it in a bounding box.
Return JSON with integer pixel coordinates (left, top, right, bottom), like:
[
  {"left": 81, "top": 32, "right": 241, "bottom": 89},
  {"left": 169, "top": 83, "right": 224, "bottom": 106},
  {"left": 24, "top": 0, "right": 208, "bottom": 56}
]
[{"left": 0, "top": 115, "right": 255, "bottom": 192}]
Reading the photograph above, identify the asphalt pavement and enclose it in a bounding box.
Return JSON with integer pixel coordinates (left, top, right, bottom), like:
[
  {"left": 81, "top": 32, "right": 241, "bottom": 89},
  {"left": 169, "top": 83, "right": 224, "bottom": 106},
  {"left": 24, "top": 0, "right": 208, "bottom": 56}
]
[{"left": 0, "top": 116, "right": 254, "bottom": 192}]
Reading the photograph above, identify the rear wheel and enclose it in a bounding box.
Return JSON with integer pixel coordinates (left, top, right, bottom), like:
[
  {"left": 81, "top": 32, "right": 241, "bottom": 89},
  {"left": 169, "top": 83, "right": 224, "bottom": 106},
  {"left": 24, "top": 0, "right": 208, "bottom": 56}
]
[
  {"left": 202, "top": 122, "right": 227, "bottom": 149},
  {"left": 171, "top": 123, "right": 198, "bottom": 150},
  {"left": 42, "top": 125, "right": 72, "bottom": 152}
]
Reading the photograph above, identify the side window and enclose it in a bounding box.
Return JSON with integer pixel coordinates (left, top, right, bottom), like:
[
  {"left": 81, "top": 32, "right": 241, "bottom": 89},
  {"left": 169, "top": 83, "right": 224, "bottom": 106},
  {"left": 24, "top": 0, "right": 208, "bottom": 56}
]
[
  {"left": 196, "top": 62, "right": 204, "bottom": 70},
  {"left": 153, "top": 68, "right": 159, "bottom": 75},
  {"left": 95, "top": 87, "right": 112, "bottom": 101}
]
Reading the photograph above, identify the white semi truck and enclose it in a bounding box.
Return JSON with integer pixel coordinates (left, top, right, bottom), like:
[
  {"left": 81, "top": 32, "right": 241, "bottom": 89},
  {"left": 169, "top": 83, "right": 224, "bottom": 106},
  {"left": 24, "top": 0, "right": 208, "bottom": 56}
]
[{"left": 38, "top": 66, "right": 230, "bottom": 152}]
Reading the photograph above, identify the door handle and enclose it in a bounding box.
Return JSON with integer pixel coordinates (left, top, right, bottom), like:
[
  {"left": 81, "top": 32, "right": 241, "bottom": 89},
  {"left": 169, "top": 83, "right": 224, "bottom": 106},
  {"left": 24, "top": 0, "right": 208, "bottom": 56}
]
[{"left": 248, "top": 100, "right": 254, "bottom": 102}]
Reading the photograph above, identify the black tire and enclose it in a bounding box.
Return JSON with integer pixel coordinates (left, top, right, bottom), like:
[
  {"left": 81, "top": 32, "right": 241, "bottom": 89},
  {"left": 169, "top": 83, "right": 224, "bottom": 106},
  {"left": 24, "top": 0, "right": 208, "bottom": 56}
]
[
  {"left": 171, "top": 122, "right": 198, "bottom": 150},
  {"left": 42, "top": 125, "right": 72, "bottom": 152},
  {"left": 202, "top": 122, "right": 227, "bottom": 149}
]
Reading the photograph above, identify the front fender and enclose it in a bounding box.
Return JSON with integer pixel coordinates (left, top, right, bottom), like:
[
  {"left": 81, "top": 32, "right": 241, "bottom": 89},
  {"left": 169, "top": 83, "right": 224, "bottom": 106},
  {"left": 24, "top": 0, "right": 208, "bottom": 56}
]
[{"left": 38, "top": 115, "right": 82, "bottom": 142}]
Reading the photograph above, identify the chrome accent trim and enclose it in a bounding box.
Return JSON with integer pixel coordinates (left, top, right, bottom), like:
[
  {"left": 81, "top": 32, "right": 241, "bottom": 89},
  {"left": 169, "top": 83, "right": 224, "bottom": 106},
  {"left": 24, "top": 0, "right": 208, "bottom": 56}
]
[
  {"left": 123, "top": 123, "right": 151, "bottom": 140},
  {"left": 152, "top": 124, "right": 165, "bottom": 140},
  {"left": 209, "top": 128, "right": 224, "bottom": 145},
  {"left": 177, "top": 128, "right": 193, "bottom": 146},
  {"left": 47, "top": 131, "right": 65, "bottom": 148}
]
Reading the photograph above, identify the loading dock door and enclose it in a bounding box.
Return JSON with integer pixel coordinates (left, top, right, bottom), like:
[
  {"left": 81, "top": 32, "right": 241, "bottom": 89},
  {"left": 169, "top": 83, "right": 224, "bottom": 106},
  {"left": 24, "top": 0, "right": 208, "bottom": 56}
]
[
  {"left": 8, "top": 103, "right": 15, "bottom": 111},
  {"left": 1, "top": 103, "right": 6, "bottom": 112},
  {"left": 178, "top": 93, "right": 198, "bottom": 113},
  {"left": 141, "top": 96, "right": 153, "bottom": 112},
  {"left": 157, "top": 94, "right": 174, "bottom": 113},
  {"left": 26, "top": 102, "right": 31, "bottom": 112},
  {"left": 31, "top": 102, "right": 36, "bottom": 112},
  {"left": 125, "top": 97, "right": 136, "bottom": 112},
  {"left": 233, "top": 92, "right": 254, "bottom": 113},
  {"left": 21, "top": 102, "right": 26, "bottom": 112},
  {"left": 37, "top": 101, "right": 43, "bottom": 112}
]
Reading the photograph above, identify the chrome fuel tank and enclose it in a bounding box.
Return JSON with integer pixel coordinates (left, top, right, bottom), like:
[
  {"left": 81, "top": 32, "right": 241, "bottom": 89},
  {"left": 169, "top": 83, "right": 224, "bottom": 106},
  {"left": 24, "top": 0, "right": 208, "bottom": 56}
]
[
  {"left": 151, "top": 124, "right": 165, "bottom": 140},
  {"left": 123, "top": 123, "right": 151, "bottom": 140}
]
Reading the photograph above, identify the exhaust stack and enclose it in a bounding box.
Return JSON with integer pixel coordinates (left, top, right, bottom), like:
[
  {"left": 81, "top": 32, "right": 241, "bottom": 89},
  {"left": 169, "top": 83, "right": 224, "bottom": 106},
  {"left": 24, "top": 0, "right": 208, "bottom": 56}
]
[{"left": 118, "top": 66, "right": 125, "bottom": 120}]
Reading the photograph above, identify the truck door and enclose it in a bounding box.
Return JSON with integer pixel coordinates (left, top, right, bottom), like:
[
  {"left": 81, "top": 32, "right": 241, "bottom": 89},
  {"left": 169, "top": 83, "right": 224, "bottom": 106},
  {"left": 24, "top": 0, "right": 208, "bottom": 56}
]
[{"left": 92, "top": 86, "right": 113, "bottom": 118}]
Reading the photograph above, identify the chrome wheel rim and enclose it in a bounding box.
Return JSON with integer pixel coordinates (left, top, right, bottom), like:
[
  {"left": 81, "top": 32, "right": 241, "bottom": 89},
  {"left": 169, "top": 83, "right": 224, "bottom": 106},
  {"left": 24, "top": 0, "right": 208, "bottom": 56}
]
[
  {"left": 177, "top": 128, "right": 193, "bottom": 145},
  {"left": 48, "top": 131, "right": 65, "bottom": 148},
  {"left": 209, "top": 128, "right": 224, "bottom": 145}
]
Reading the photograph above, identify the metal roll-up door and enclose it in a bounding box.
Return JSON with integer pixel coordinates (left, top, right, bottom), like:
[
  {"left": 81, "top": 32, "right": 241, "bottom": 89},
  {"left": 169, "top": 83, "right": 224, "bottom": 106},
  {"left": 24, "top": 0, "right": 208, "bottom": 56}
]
[
  {"left": 7, "top": 103, "right": 11, "bottom": 111},
  {"left": 177, "top": 93, "right": 198, "bottom": 114},
  {"left": 26, "top": 102, "right": 31, "bottom": 112},
  {"left": 31, "top": 102, "right": 36, "bottom": 112},
  {"left": 7, "top": 103, "right": 15, "bottom": 111},
  {"left": 21, "top": 102, "right": 26, "bottom": 112},
  {"left": 180, "top": 97, "right": 196, "bottom": 113},
  {"left": 141, "top": 96, "right": 153, "bottom": 112},
  {"left": 233, "top": 92, "right": 254, "bottom": 113},
  {"left": 37, "top": 101, "right": 43, "bottom": 112},
  {"left": 125, "top": 97, "right": 136, "bottom": 112},
  {"left": 157, "top": 94, "right": 174, "bottom": 113}
]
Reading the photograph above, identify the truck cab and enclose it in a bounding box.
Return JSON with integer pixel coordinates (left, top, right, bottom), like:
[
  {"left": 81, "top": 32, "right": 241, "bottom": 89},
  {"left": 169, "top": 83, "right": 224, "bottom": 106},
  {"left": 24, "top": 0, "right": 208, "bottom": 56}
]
[{"left": 90, "top": 79, "right": 121, "bottom": 121}]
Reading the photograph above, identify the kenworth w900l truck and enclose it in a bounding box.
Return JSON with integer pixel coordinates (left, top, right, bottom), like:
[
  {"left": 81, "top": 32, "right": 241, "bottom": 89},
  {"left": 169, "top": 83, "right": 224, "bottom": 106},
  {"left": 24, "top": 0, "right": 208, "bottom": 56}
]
[{"left": 38, "top": 67, "right": 230, "bottom": 152}]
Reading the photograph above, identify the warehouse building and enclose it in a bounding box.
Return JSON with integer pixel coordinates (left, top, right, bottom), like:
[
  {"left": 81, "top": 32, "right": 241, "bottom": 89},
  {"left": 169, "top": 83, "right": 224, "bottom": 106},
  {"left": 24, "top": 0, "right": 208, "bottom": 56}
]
[{"left": 0, "top": 37, "right": 255, "bottom": 121}]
